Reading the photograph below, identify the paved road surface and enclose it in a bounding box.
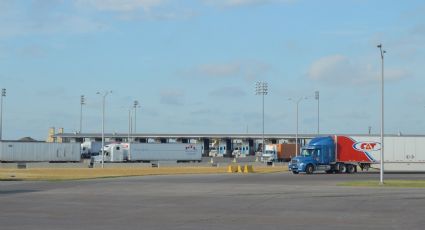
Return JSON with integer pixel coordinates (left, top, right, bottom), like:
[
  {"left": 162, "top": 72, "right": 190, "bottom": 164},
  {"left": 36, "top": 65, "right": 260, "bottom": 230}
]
[{"left": 1, "top": 172, "right": 425, "bottom": 230}]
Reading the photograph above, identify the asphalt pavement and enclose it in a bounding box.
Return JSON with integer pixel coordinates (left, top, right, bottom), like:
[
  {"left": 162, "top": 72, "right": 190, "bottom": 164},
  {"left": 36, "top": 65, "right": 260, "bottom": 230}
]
[{"left": 1, "top": 172, "right": 425, "bottom": 230}]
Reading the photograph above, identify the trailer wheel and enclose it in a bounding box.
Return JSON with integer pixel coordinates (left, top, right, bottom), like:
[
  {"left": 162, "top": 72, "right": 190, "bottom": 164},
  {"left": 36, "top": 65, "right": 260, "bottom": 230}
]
[
  {"left": 346, "top": 164, "right": 356, "bottom": 174},
  {"left": 338, "top": 164, "right": 346, "bottom": 173},
  {"left": 305, "top": 164, "right": 314, "bottom": 174}
]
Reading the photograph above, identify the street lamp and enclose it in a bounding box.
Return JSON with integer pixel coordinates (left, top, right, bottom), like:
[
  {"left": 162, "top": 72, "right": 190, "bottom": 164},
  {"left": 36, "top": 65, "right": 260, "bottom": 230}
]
[
  {"left": 0, "top": 88, "right": 6, "bottom": 140},
  {"left": 289, "top": 96, "right": 309, "bottom": 156},
  {"left": 377, "top": 43, "right": 386, "bottom": 185},
  {"left": 255, "top": 81, "right": 268, "bottom": 155},
  {"left": 80, "top": 95, "right": 85, "bottom": 133},
  {"left": 128, "top": 107, "right": 133, "bottom": 143},
  {"left": 315, "top": 91, "right": 320, "bottom": 135},
  {"left": 97, "top": 90, "right": 112, "bottom": 168},
  {"left": 133, "top": 100, "right": 141, "bottom": 133}
]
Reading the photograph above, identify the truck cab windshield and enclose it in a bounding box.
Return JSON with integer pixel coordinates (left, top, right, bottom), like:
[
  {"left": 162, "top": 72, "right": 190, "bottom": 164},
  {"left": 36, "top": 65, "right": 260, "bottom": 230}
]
[{"left": 300, "top": 148, "right": 316, "bottom": 157}]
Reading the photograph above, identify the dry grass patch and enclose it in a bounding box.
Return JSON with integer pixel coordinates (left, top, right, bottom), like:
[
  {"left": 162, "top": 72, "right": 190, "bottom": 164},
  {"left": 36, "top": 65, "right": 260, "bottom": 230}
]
[
  {"left": 339, "top": 180, "right": 425, "bottom": 188},
  {"left": 0, "top": 165, "right": 289, "bottom": 181}
]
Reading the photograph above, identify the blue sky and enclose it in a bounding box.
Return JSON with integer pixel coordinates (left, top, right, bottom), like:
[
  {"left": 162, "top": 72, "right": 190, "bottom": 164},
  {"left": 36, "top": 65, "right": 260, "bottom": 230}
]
[{"left": 0, "top": 0, "right": 424, "bottom": 140}]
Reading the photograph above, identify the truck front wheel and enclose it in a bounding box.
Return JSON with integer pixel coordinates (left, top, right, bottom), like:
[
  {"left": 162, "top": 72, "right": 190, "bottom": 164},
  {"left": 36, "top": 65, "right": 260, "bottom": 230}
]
[{"left": 305, "top": 164, "right": 314, "bottom": 174}]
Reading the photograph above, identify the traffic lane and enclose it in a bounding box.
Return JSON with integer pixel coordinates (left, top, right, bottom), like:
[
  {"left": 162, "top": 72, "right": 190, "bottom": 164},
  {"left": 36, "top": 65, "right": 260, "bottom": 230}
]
[
  {"left": 1, "top": 171, "right": 425, "bottom": 192},
  {"left": 1, "top": 173, "right": 425, "bottom": 230}
]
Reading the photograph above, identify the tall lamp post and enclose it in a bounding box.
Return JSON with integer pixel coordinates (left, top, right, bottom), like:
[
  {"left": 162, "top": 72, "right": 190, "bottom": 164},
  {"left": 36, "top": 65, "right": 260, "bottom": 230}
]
[
  {"left": 255, "top": 81, "right": 268, "bottom": 155},
  {"left": 377, "top": 44, "right": 386, "bottom": 185},
  {"left": 289, "top": 96, "right": 308, "bottom": 156},
  {"left": 80, "top": 95, "right": 85, "bottom": 133},
  {"left": 128, "top": 107, "right": 132, "bottom": 143},
  {"left": 128, "top": 106, "right": 133, "bottom": 160},
  {"left": 0, "top": 88, "right": 6, "bottom": 140},
  {"left": 133, "top": 100, "right": 141, "bottom": 134},
  {"left": 315, "top": 91, "right": 320, "bottom": 135},
  {"left": 97, "top": 90, "right": 112, "bottom": 168}
]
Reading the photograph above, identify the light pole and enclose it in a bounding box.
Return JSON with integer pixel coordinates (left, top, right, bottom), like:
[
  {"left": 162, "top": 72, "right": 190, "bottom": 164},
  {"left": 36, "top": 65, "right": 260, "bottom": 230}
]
[
  {"left": 97, "top": 90, "right": 112, "bottom": 168},
  {"left": 315, "top": 91, "right": 319, "bottom": 135},
  {"left": 377, "top": 43, "right": 386, "bottom": 185},
  {"left": 128, "top": 107, "right": 133, "bottom": 160},
  {"left": 255, "top": 81, "right": 268, "bottom": 155},
  {"left": 0, "top": 88, "right": 5, "bottom": 140},
  {"left": 80, "top": 95, "right": 85, "bottom": 133},
  {"left": 289, "top": 96, "right": 308, "bottom": 156},
  {"left": 133, "top": 100, "right": 141, "bottom": 134},
  {"left": 128, "top": 107, "right": 132, "bottom": 143}
]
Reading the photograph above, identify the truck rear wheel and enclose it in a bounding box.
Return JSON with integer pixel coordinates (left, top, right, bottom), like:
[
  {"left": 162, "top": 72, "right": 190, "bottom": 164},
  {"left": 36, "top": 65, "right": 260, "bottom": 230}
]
[
  {"left": 305, "top": 164, "right": 314, "bottom": 174},
  {"left": 346, "top": 164, "right": 356, "bottom": 174},
  {"left": 338, "top": 164, "right": 346, "bottom": 173}
]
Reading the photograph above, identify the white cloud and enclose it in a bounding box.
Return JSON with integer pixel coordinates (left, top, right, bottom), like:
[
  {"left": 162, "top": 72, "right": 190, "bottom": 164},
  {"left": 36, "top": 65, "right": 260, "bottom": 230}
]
[
  {"left": 180, "top": 60, "right": 271, "bottom": 81},
  {"left": 160, "top": 90, "right": 185, "bottom": 106},
  {"left": 75, "top": 0, "right": 164, "bottom": 12},
  {"left": 209, "top": 86, "right": 246, "bottom": 97},
  {"left": 307, "top": 54, "right": 409, "bottom": 85},
  {"left": 75, "top": 0, "right": 197, "bottom": 21},
  {"left": 198, "top": 63, "right": 242, "bottom": 77},
  {"left": 0, "top": 1, "right": 107, "bottom": 38},
  {"left": 203, "top": 0, "right": 295, "bottom": 8}
]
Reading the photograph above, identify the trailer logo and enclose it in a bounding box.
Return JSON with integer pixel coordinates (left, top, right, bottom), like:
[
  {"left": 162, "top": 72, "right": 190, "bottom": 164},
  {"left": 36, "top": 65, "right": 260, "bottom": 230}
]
[
  {"left": 353, "top": 142, "right": 381, "bottom": 151},
  {"left": 185, "top": 145, "right": 197, "bottom": 151}
]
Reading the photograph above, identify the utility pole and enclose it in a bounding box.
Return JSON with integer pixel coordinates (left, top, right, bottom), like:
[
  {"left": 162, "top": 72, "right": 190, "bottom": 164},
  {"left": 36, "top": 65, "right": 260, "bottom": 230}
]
[
  {"left": 315, "top": 91, "right": 320, "bottom": 135},
  {"left": 97, "top": 90, "right": 112, "bottom": 168},
  {"left": 80, "top": 95, "right": 85, "bottom": 133},
  {"left": 0, "top": 88, "right": 6, "bottom": 140},
  {"left": 133, "top": 100, "right": 140, "bottom": 133},
  {"left": 289, "top": 96, "right": 309, "bottom": 156},
  {"left": 377, "top": 43, "right": 386, "bottom": 185},
  {"left": 255, "top": 82, "right": 268, "bottom": 155}
]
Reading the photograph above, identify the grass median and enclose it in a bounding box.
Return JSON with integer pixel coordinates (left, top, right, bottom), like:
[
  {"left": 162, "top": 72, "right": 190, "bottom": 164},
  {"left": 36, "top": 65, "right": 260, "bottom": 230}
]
[
  {"left": 0, "top": 165, "right": 289, "bottom": 181},
  {"left": 339, "top": 180, "right": 425, "bottom": 188}
]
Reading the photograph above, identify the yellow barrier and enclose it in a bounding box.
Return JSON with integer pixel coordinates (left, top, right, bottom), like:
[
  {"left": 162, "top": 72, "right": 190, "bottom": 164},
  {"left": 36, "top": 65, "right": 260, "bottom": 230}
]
[
  {"left": 227, "top": 164, "right": 254, "bottom": 173},
  {"left": 227, "top": 165, "right": 238, "bottom": 173},
  {"left": 243, "top": 164, "right": 254, "bottom": 173},
  {"left": 237, "top": 165, "right": 243, "bottom": 173}
]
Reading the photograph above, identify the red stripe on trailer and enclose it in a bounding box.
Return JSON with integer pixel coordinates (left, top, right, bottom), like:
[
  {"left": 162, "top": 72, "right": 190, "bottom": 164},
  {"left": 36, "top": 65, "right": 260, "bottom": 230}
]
[{"left": 335, "top": 136, "right": 373, "bottom": 163}]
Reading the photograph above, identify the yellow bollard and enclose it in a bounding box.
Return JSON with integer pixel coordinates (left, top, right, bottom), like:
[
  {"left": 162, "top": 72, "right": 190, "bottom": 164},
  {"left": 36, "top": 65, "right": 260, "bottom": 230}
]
[
  {"left": 243, "top": 164, "right": 249, "bottom": 173},
  {"left": 227, "top": 165, "right": 233, "bottom": 173},
  {"left": 243, "top": 164, "right": 254, "bottom": 173},
  {"left": 237, "top": 165, "right": 243, "bottom": 173}
]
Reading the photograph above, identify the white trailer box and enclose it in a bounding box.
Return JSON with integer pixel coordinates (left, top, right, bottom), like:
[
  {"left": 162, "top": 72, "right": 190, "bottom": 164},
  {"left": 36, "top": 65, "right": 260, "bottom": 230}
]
[
  {"left": 128, "top": 143, "right": 202, "bottom": 162},
  {"left": 349, "top": 136, "right": 425, "bottom": 172},
  {"left": 0, "top": 142, "right": 81, "bottom": 162},
  {"left": 81, "top": 141, "right": 104, "bottom": 157}
]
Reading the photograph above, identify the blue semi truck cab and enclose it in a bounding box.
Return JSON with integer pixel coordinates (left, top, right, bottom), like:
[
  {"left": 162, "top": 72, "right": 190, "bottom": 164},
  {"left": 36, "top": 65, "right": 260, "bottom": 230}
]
[{"left": 288, "top": 136, "right": 361, "bottom": 174}]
